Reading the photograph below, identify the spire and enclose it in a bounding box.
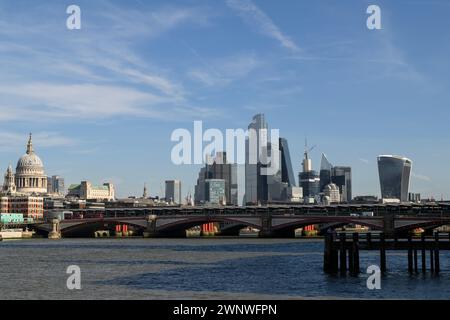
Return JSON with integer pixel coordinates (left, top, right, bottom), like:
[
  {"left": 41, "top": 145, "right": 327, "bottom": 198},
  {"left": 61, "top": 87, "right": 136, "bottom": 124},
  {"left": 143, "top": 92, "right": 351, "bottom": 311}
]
[
  {"left": 143, "top": 183, "right": 148, "bottom": 198},
  {"left": 26, "top": 133, "right": 33, "bottom": 155}
]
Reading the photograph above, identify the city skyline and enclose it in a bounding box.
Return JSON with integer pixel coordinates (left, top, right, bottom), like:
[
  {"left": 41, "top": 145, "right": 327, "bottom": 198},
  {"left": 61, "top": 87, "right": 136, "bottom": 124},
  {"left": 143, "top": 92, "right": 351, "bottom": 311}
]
[{"left": 1, "top": 0, "right": 449, "bottom": 199}]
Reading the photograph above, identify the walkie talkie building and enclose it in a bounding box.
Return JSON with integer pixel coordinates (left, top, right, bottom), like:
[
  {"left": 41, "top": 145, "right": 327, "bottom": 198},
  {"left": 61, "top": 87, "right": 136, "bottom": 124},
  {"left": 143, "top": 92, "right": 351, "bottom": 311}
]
[{"left": 377, "top": 155, "right": 412, "bottom": 202}]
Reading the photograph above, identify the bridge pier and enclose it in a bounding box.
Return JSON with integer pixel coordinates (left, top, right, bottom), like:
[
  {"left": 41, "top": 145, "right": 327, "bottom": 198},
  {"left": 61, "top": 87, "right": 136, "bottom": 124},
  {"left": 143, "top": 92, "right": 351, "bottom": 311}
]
[
  {"left": 48, "top": 218, "right": 61, "bottom": 240},
  {"left": 258, "top": 213, "right": 273, "bottom": 238},
  {"left": 383, "top": 213, "right": 395, "bottom": 238},
  {"left": 143, "top": 215, "right": 159, "bottom": 238}
]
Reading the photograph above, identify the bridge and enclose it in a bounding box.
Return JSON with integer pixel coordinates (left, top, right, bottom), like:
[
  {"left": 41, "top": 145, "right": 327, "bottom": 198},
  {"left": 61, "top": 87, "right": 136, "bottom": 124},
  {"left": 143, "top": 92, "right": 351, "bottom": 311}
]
[{"left": 30, "top": 202, "right": 450, "bottom": 238}]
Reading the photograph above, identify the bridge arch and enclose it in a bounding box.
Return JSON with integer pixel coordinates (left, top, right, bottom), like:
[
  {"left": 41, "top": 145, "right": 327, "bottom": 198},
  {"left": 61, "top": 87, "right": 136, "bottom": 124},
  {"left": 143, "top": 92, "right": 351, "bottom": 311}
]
[
  {"left": 56, "top": 219, "right": 146, "bottom": 237},
  {"left": 155, "top": 216, "right": 261, "bottom": 236},
  {"left": 271, "top": 217, "right": 383, "bottom": 237}
]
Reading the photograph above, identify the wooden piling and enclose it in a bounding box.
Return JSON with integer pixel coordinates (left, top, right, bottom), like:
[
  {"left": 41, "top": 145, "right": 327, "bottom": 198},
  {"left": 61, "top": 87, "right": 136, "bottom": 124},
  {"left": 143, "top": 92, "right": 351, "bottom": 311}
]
[
  {"left": 407, "top": 235, "right": 413, "bottom": 273},
  {"left": 352, "top": 233, "right": 360, "bottom": 274},
  {"left": 323, "top": 233, "right": 332, "bottom": 273},
  {"left": 413, "top": 249, "right": 418, "bottom": 273},
  {"left": 339, "top": 233, "right": 347, "bottom": 274},
  {"left": 434, "top": 232, "right": 440, "bottom": 274},
  {"left": 380, "top": 233, "right": 386, "bottom": 272},
  {"left": 430, "top": 248, "right": 434, "bottom": 273},
  {"left": 421, "top": 233, "right": 426, "bottom": 273},
  {"left": 348, "top": 239, "right": 354, "bottom": 274}
]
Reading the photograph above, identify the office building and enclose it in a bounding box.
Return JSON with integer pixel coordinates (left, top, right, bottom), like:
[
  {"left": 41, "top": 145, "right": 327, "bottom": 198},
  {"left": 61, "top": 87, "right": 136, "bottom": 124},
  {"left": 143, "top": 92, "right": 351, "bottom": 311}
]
[
  {"left": 205, "top": 179, "right": 226, "bottom": 205},
  {"left": 195, "top": 152, "right": 238, "bottom": 205},
  {"left": 165, "top": 180, "right": 182, "bottom": 205},
  {"left": 280, "top": 138, "right": 296, "bottom": 187},
  {"left": 67, "top": 181, "right": 115, "bottom": 201},
  {"left": 0, "top": 195, "right": 44, "bottom": 220},
  {"left": 299, "top": 144, "right": 320, "bottom": 201},
  {"left": 245, "top": 114, "right": 269, "bottom": 204},
  {"left": 332, "top": 166, "right": 352, "bottom": 203},
  {"left": 318, "top": 153, "right": 352, "bottom": 203},
  {"left": 319, "top": 153, "right": 333, "bottom": 192},
  {"left": 408, "top": 192, "right": 421, "bottom": 203},
  {"left": 47, "top": 175, "right": 65, "bottom": 195},
  {"left": 377, "top": 155, "right": 412, "bottom": 202},
  {"left": 244, "top": 114, "right": 297, "bottom": 204},
  {"left": 323, "top": 183, "right": 341, "bottom": 204}
]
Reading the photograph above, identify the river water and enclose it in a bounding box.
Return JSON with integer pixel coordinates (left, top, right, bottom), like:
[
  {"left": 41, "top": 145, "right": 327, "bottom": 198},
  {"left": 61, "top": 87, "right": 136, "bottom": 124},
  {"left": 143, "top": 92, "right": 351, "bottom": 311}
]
[{"left": 1, "top": 238, "right": 450, "bottom": 300}]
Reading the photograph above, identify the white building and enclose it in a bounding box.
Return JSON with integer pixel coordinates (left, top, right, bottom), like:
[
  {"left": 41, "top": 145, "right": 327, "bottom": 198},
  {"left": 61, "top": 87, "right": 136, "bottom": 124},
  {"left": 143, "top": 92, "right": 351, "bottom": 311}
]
[
  {"left": 323, "top": 183, "right": 341, "bottom": 204},
  {"left": 67, "top": 181, "right": 115, "bottom": 201}
]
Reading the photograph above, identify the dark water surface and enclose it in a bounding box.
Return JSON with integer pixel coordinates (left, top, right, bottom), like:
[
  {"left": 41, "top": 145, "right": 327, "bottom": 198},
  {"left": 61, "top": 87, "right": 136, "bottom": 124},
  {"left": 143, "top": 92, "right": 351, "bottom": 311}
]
[{"left": 1, "top": 238, "right": 449, "bottom": 299}]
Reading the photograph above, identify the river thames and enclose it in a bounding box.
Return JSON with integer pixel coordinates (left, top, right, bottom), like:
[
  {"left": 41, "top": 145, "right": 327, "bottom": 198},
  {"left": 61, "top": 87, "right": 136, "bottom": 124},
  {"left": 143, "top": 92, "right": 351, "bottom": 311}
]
[{"left": 1, "top": 238, "right": 450, "bottom": 299}]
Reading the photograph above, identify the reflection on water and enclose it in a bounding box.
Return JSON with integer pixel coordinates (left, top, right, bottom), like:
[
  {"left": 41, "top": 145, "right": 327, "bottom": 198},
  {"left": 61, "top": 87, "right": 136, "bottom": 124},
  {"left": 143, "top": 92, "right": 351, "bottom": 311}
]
[{"left": 1, "top": 238, "right": 450, "bottom": 299}]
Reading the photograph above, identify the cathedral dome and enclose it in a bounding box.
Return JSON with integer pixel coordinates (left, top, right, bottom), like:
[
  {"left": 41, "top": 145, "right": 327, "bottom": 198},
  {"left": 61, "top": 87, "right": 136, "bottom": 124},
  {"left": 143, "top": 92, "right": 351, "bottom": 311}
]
[
  {"left": 16, "top": 153, "right": 44, "bottom": 171},
  {"left": 15, "top": 134, "right": 44, "bottom": 174},
  {"left": 14, "top": 134, "right": 47, "bottom": 194}
]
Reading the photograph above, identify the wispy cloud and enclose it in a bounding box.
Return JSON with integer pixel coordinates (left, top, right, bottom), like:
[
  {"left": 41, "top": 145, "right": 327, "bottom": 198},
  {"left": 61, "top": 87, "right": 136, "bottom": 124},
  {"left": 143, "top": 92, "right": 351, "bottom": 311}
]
[
  {"left": 0, "top": 83, "right": 165, "bottom": 119},
  {"left": 187, "top": 52, "right": 261, "bottom": 87},
  {"left": 225, "top": 0, "right": 300, "bottom": 52},
  {"left": 0, "top": 132, "right": 77, "bottom": 152},
  {"left": 0, "top": 2, "right": 215, "bottom": 122},
  {"left": 412, "top": 172, "right": 432, "bottom": 182},
  {"left": 359, "top": 158, "right": 370, "bottom": 164}
]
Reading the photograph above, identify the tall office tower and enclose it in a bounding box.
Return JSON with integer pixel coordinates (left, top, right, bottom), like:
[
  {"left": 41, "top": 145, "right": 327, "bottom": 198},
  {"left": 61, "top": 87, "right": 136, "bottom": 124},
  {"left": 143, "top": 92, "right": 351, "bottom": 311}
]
[
  {"left": 244, "top": 114, "right": 294, "bottom": 204},
  {"left": 165, "top": 180, "right": 182, "bottom": 205},
  {"left": 319, "top": 153, "right": 333, "bottom": 192},
  {"left": 195, "top": 167, "right": 207, "bottom": 205},
  {"left": 280, "top": 138, "right": 296, "bottom": 187},
  {"left": 245, "top": 114, "right": 269, "bottom": 204},
  {"left": 194, "top": 152, "right": 238, "bottom": 205},
  {"left": 377, "top": 155, "right": 412, "bottom": 202},
  {"left": 331, "top": 166, "right": 352, "bottom": 203},
  {"left": 299, "top": 144, "right": 320, "bottom": 201}
]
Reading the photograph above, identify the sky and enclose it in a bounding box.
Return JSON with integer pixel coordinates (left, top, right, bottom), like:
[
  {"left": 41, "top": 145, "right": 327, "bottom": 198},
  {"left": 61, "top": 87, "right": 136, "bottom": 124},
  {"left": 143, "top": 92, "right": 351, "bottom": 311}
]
[{"left": 0, "top": 0, "right": 450, "bottom": 200}]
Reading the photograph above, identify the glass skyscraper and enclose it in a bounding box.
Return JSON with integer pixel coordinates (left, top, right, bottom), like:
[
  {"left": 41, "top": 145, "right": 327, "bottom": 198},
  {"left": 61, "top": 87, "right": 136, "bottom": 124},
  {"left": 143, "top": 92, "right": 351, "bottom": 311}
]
[
  {"left": 280, "top": 138, "right": 296, "bottom": 187},
  {"left": 194, "top": 152, "right": 238, "bottom": 205},
  {"left": 332, "top": 166, "right": 352, "bottom": 203},
  {"left": 377, "top": 155, "right": 412, "bottom": 202},
  {"left": 165, "top": 180, "right": 182, "bottom": 204},
  {"left": 245, "top": 114, "right": 269, "bottom": 204},
  {"left": 244, "top": 114, "right": 295, "bottom": 204},
  {"left": 319, "top": 153, "right": 333, "bottom": 192},
  {"left": 205, "top": 179, "right": 226, "bottom": 204}
]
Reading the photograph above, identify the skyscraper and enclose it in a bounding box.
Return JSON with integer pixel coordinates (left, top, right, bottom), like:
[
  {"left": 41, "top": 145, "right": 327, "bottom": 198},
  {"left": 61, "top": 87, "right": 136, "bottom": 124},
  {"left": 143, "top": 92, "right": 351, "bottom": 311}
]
[
  {"left": 377, "top": 155, "right": 412, "bottom": 202},
  {"left": 299, "top": 143, "right": 320, "bottom": 201},
  {"left": 317, "top": 153, "right": 352, "bottom": 203},
  {"left": 280, "top": 138, "right": 296, "bottom": 187},
  {"left": 205, "top": 179, "right": 226, "bottom": 205},
  {"left": 165, "top": 180, "right": 182, "bottom": 205},
  {"left": 194, "top": 152, "right": 238, "bottom": 205},
  {"left": 332, "top": 166, "right": 352, "bottom": 203},
  {"left": 319, "top": 153, "right": 333, "bottom": 192},
  {"left": 244, "top": 114, "right": 295, "bottom": 204},
  {"left": 245, "top": 114, "right": 268, "bottom": 204}
]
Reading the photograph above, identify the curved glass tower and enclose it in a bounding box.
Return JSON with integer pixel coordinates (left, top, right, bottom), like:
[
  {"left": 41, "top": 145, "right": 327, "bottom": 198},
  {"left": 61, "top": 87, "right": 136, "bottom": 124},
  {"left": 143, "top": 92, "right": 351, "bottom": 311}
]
[{"left": 377, "top": 155, "right": 412, "bottom": 202}]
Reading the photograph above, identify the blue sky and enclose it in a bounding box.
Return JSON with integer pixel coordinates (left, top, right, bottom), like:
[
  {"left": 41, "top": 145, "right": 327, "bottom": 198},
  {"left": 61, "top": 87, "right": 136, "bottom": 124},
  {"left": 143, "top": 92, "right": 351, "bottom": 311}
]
[{"left": 0, "top": 0, "right": 449, "bottom": 199}]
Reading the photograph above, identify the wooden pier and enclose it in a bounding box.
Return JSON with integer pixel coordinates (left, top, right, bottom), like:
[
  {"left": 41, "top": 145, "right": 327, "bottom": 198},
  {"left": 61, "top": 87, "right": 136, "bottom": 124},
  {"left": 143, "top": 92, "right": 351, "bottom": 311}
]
[{"left": 323, "top": 232, "right": 450, "bottom": 275}]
